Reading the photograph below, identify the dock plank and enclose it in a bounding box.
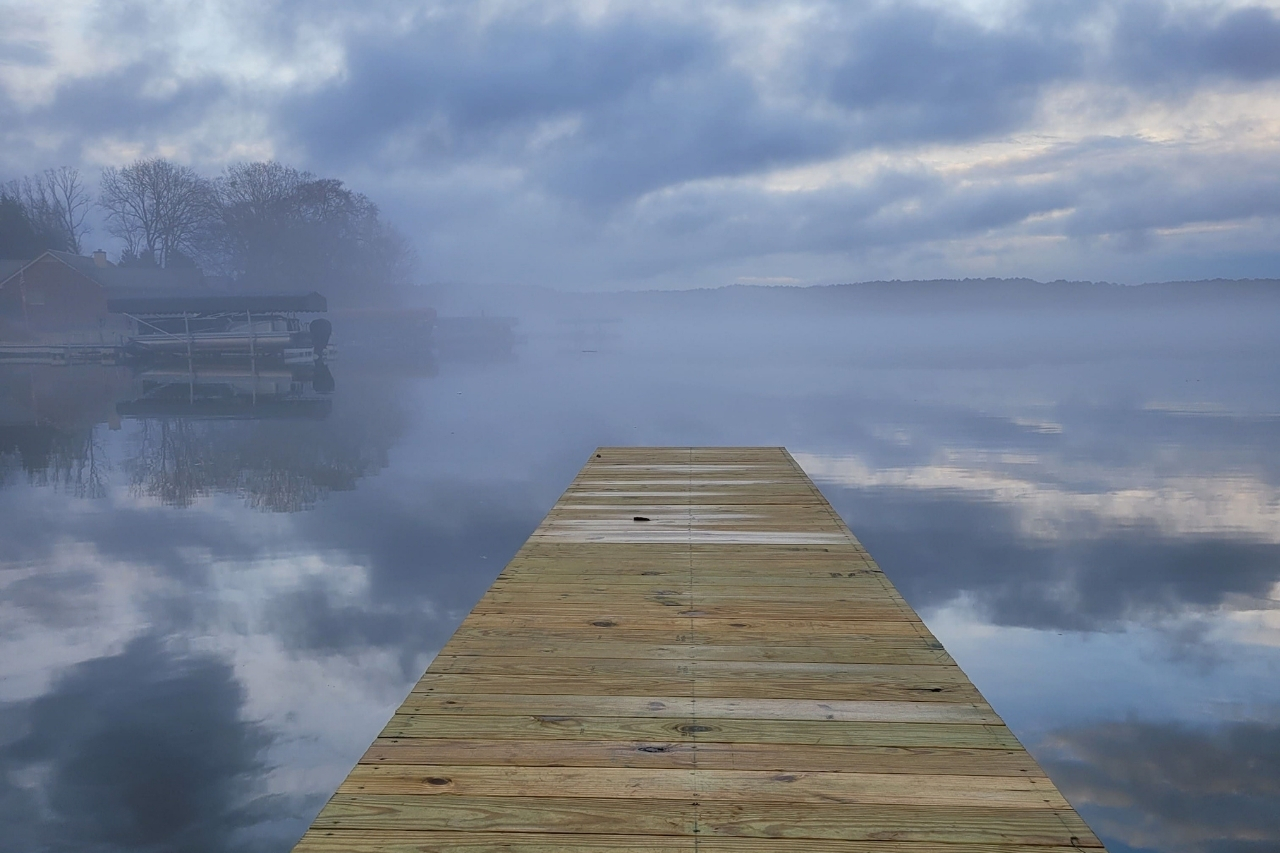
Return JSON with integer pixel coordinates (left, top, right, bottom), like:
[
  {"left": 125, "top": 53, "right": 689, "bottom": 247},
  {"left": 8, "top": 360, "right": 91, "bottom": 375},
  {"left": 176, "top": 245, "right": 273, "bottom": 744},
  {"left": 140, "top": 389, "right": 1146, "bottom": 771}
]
[
  {"left": 406, "top": 674, "right": 984, "bottom": 702},
  {"left": 426, "top": 656, "right": 967, "bottom": 680},
  {"left": 290, "top": 447, "right": 1104, "bottom": 852},
  {"left": 306, "top": 797, "right": 1101, "bottom": 845},
  {"left": 298, "top": 830, "right": 1094, "bottom": 852},
  {"left": 337, "top": 765, "right": 1071, "bottom": 808},
  {"left": 377, "top": 715, "right": 1025, "bottom": 749},
  {"left": 359, "top": 740, "right": 1047, "bottom": 775}
]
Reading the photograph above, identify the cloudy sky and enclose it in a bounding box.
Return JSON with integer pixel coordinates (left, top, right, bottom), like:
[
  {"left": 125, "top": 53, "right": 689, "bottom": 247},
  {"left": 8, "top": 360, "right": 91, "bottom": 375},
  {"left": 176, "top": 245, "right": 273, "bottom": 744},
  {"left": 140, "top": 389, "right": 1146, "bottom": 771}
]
[{"left": 3, "top": 0, "right": 1280, "bottom": 289}]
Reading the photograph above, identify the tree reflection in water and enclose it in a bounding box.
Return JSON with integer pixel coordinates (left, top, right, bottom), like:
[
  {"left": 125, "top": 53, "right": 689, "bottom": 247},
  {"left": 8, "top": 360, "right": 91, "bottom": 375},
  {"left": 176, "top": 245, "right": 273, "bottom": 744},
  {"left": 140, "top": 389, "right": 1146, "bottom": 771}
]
[
  {"left": 126, "top": 420, "right": 211, "bottom": 508},
  {"left": 124, "top": 375, "right": 403, "bottom": 512},
  {"left": 0, "top": 361, "right": 403, "bottom": 513},
  {"left": 0, "top": 364, "right": 124, "bottom": 498},
  {"left": 0, "top": 425, "right": 108, "bottom": 499}
]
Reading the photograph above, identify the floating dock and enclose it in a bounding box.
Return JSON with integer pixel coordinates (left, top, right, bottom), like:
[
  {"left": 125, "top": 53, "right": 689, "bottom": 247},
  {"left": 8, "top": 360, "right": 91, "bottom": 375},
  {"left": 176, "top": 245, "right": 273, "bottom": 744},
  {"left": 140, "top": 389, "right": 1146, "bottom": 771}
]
[
  {"left": 294, "top": 447, "right": 1104, "bottom": 852},
  {"left": 0, "top": 341, "right": 125, "bottom": 364}
]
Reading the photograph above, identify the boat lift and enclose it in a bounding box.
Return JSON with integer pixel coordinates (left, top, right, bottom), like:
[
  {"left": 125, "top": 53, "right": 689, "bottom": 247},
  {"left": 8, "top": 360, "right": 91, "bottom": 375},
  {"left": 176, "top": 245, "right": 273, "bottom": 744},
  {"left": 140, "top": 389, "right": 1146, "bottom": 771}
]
[{"left": 107, "top": 292, "right": 331, "bottom": 408}]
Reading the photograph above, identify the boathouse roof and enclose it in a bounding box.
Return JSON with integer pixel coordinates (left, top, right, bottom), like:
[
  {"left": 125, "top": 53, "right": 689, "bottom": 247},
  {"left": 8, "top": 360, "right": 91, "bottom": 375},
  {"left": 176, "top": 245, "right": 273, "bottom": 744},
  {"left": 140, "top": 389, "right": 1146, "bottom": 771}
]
[
  {"left": 1, "top": 251, "right": 327, "bottom": 316},
  {"left": 0, "top": 250, "right": 205, "bottom": 293}
]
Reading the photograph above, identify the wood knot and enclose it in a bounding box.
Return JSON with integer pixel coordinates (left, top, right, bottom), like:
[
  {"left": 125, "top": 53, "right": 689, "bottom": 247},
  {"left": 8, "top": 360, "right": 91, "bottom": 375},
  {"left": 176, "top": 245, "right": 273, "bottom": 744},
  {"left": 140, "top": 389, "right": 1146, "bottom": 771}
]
[
  {"left": 591, "top": 620, "right": 616, "bottom": 627},
  {"left": 425, "top": 777, "right": 451, "bottom": 786},
  {"left": 633, "top": 516, "right": 651, "bottom": 522}
]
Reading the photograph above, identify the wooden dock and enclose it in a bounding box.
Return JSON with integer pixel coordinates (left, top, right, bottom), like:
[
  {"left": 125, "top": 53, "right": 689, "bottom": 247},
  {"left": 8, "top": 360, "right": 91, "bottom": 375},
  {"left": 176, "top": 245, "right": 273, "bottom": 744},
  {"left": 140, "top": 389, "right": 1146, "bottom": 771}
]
[
  {"left": 0, "top": 341, "right": 124, "bottom": 364},
  {"left": 294, "top": 447, "right": 1104, "bottom": 853}
]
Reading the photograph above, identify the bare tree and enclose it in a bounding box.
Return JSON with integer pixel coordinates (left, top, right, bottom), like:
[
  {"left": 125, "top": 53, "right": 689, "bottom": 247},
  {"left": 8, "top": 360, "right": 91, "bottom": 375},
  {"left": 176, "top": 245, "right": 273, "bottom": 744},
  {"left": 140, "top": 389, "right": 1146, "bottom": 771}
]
[
  {"left": 218, "top": 160, "right": 310, "bottom": 213},
  {"left": 0, "top": 192, "right": 50, "bottom": 257},
  {"left": 212, "top": 161, "right": 310, "bottom": 277},
  {"left": 99, "top": 158, "right": 216, "bottom": 267},
  {"left": 42, "top": 167, "right": 92, "bottom": 253},
  {"left": 2, "top": 167, "right": 89, "bottom": 254},
  {"left": 213, "top": 160, "right": 415, "bottom": 302}
]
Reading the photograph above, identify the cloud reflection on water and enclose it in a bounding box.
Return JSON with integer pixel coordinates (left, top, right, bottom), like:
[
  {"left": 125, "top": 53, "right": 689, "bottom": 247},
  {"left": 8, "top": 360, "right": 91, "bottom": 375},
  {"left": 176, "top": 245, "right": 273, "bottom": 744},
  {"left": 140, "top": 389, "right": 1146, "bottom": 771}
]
[
  {"left": 798, "top": 450, "right": 1280, "bottom": 541},
  {"left": 0, "top": 636, "right": 275, "bottom": 853},
  {"left": 1, "top": 292, "right": 1279, "bottom": 852},
  {"left": 1044, "top": 720, "right": 1280, "bottom": 853}
]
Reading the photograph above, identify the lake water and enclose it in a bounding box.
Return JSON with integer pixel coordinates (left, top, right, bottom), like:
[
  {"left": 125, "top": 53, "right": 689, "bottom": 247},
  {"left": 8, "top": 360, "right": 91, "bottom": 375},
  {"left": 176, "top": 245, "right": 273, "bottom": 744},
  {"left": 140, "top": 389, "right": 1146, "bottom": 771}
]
[{"left": 2, "top": 288, "right": 1278, "bottom": 853}]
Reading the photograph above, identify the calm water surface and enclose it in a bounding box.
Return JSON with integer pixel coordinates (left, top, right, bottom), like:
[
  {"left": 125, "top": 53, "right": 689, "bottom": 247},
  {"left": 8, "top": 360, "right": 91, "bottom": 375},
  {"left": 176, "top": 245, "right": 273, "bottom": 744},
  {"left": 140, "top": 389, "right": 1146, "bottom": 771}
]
[{"left": 2, "top": 293, "right": 1278, "bottom": 853}]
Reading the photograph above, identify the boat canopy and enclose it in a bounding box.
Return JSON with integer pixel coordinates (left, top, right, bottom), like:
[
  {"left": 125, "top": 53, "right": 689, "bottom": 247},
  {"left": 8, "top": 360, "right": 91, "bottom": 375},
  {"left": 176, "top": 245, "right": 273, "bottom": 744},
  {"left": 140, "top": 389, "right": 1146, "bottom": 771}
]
[{"left": 107, "top": 291, "right": 327, "bottom": 316}]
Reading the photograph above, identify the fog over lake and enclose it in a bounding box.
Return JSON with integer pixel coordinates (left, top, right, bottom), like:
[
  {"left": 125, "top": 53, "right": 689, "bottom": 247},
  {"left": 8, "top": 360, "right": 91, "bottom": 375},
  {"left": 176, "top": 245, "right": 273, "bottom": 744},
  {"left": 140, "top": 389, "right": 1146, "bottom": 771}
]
[
  {"left": 6, "top": 0, "right": 1280, "bottom": 849},
  {"left": 1, "top": 281, "right": 1277, "bottom": 853}
]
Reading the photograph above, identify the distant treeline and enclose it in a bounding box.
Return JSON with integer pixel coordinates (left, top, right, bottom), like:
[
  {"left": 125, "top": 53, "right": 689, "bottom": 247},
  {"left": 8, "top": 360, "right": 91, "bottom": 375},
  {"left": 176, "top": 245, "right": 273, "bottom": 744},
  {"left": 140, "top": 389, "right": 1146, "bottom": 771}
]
[
  {"left": 587, "top": 278, "right": 1280, "bottom": 315},
  {"left": 1, "top": 159, "right": 413, "bottom": 304}
]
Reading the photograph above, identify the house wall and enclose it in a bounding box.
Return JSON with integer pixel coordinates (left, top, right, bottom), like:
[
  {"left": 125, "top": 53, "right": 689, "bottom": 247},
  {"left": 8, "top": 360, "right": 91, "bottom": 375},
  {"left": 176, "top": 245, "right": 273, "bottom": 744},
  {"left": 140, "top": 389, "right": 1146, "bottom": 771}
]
[{"left": 0, "top": 255, "right": 109, "bottom": 332}]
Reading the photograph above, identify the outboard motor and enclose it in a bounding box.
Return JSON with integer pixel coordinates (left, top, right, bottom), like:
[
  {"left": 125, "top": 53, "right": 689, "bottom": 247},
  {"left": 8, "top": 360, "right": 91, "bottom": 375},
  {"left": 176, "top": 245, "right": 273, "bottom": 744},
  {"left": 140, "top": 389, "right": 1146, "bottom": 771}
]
[
  {"left": 309, "top": 318, "right": 333, "bottom": 354},
  {"left": 312, "top": 361, "right": 335, "bottom": 394}
]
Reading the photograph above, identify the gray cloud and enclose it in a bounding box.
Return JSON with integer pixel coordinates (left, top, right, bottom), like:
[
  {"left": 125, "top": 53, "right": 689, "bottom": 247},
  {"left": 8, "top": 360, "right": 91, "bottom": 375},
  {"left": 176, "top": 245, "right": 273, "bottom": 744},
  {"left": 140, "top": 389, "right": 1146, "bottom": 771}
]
[
  {"left": 1110, "top": 1, "right": 1280, "bottom": 89},
  {"left": 43, "top": 62, "right": 228, "bottom": 138},
  {"left": 284, "top": 11, "right": 710, "bottom": 155},
  {"left": 819, "top": 4, "right": 1081, "bottom": 144},
  {"left": 283, "top": 9, "right": 843, "bottom": 206},
  {"left": 282, "top": 0, "right": 1280, "bottom": 198},
  {"left": 5, "top": 0, "right": 1280, "bottom": 285},
  {"left": 0, "top": 36, "right": 50, "bottom": 67}
]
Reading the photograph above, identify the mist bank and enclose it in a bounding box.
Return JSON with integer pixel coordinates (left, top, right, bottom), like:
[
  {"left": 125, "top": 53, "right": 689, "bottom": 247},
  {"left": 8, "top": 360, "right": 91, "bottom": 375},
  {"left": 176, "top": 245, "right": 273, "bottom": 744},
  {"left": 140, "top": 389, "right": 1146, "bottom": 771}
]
[
  {"left": 420, "top": 276, "right": 1280, "bottom": 318},
  {"left": 381, "top": 275, "right": 1279, "bottom": 377}
]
